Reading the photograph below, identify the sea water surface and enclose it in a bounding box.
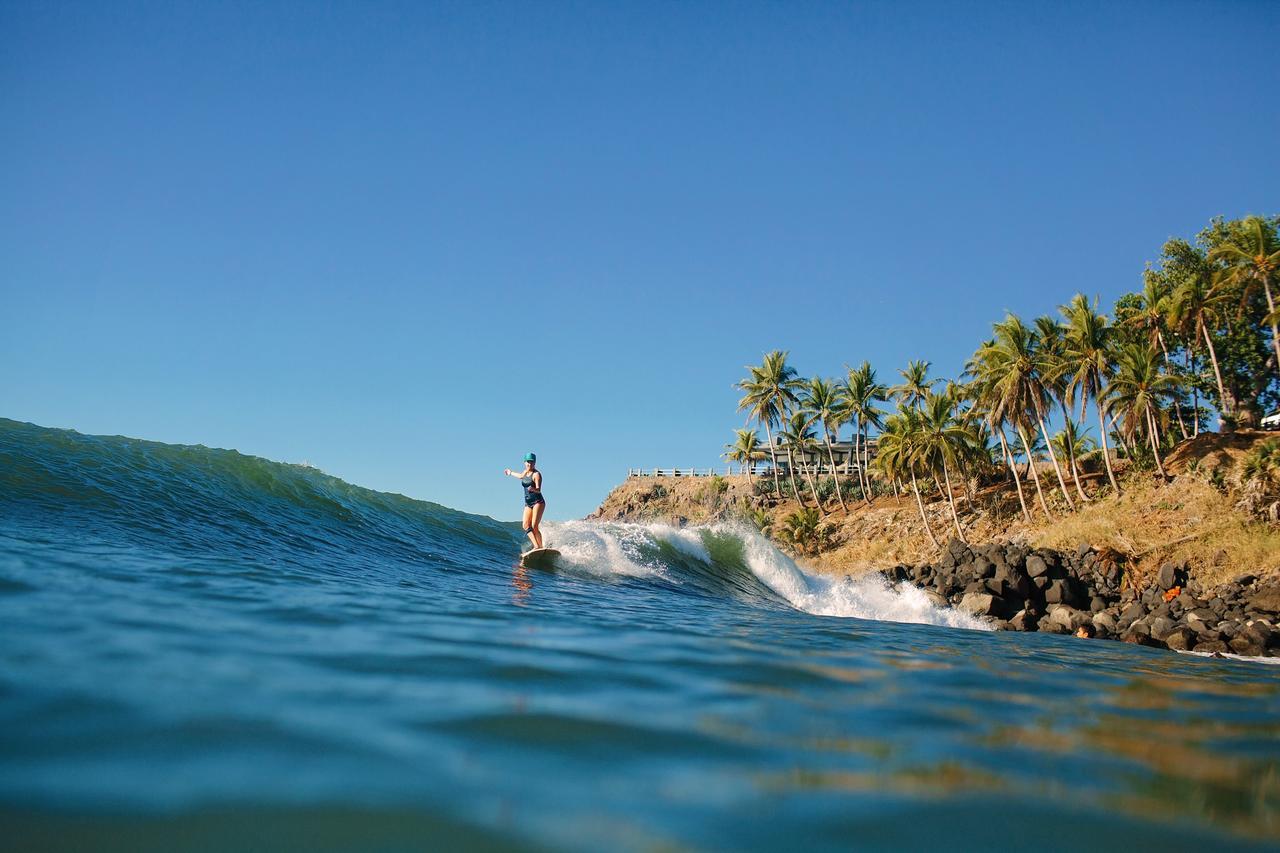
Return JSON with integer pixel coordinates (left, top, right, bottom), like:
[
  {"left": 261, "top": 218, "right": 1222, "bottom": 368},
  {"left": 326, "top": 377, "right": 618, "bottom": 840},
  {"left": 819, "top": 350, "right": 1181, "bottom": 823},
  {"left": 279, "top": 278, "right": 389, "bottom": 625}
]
[{"left": 1, "top": 418, "right": 1278, "bottom": 851}]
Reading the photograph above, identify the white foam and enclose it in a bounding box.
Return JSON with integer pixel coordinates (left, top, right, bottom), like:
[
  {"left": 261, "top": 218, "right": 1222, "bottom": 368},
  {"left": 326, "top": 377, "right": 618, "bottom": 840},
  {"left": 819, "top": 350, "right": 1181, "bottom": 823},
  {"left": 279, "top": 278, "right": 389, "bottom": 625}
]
[{"left": 546, "top": 520, "right": 988, "bottom": 631}]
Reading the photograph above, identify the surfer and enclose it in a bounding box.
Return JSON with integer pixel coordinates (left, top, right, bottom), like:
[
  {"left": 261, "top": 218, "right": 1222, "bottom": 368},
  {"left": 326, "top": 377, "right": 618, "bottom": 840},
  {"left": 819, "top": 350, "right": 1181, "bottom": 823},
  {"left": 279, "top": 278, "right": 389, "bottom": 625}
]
[{"left": 503, "top": 453, "right": 545, "bottom": 550}]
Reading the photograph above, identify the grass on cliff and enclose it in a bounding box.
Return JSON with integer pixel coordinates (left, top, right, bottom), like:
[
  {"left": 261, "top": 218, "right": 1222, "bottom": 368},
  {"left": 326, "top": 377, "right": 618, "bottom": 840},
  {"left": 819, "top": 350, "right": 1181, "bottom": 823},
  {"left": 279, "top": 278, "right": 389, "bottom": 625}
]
[{"left": 1030, "top": 476, "right": 1280, "bottom": 588}]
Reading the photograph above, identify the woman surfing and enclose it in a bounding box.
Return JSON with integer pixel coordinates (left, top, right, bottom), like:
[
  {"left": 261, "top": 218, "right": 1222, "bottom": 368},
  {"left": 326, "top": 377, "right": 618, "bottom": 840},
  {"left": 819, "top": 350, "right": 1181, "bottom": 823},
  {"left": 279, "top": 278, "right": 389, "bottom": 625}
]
[{"left": 503, "top": 453, "right": 545, "bottom": 551}]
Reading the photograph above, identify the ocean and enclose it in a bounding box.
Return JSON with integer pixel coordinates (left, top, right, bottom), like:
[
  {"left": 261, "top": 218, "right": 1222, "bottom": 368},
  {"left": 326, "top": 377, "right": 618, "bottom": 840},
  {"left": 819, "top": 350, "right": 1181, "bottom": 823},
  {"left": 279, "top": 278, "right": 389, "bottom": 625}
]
[{"left": 1, "top": 418, "right": 1277, "bottom": 851}]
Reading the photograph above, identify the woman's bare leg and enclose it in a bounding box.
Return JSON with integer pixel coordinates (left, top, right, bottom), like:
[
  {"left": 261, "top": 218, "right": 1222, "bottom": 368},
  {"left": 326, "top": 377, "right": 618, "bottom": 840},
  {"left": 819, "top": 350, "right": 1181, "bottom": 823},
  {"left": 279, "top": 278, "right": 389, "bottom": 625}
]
[
  {"left": 530, "top": 502, "right": 545, "bottom": 549},
  {"left": 522, "top": 506, "right": 536, "bottom": 548}
]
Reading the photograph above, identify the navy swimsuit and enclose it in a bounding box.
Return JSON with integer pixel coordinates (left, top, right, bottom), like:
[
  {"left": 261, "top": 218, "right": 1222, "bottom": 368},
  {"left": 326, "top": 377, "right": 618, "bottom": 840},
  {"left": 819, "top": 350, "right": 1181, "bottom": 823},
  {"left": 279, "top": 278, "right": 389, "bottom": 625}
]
[{"left": 521, "top": 473, "right": 545, "bottom": 508}]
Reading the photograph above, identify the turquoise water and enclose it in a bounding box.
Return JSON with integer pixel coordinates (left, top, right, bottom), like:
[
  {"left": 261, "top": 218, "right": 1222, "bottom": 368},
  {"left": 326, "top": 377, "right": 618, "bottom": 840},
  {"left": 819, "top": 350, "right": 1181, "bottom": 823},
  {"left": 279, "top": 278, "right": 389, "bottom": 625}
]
[{"left": 2, "top": 418, "right": 1278, "bottom": 851}]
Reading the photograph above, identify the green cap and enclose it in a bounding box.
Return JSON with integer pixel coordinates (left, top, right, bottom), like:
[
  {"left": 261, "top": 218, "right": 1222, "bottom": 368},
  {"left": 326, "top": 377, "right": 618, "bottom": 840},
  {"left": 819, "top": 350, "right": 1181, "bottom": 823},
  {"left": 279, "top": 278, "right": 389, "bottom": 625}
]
[{"left": 524, "top": 452, "right": 536, "bottom": 462}]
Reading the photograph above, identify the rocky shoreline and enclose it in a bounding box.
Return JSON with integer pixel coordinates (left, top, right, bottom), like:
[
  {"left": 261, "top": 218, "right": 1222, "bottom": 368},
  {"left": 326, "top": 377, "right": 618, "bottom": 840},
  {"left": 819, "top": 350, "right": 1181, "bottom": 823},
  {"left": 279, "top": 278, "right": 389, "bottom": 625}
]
[{"left": 877, "top": 539, "right": 1280, "bottom": 657}]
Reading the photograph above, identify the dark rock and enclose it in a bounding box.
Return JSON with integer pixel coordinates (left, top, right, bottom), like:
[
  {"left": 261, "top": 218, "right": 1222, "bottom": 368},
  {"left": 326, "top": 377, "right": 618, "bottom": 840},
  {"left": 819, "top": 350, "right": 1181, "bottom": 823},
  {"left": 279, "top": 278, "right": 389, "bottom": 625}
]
[
  {"left": 1044, "top": 605, "right": 1090, "bottom": 633},
  {"left": 959, "top": 592, "right": 1000, "bottom": 618},
  {"left": 1089, "top": 597, "right": 1107, "bottom": 614},
  {"left": 1229, "top": 634, "right": 1266, "bottom": 656},
  {"left": 1119, "top": 602, "right": 1146, "bottom": 627},
  {"left": 974, "top": 559, "right": 996, "bottom": 579},
  {"left": 1164, "top": 627, "right": 1197, "bottom": 652},
  {"left": 1122, "top": 623, "right": 1160, "bottom": 647},
  {"left": 1092, "top": 611, "right": 1118, "bottom": 636},
  {"left": 1196, "top": 639, "right": 1229, "bottom": 654},
  {"left": 1149, "top": 616, "right": 1179, "bottom": 641},
  {"left": 1157, "top": 561, "right": 1187, "bottom": 591},
  {"left": 1251, "top": 585, "right": 1280, "bottom": 615},
  {"left": 1026, "top": 555, "right": 1050, "bottom": 579},
  {"left": 1044, "top": 579, "right": 1085, "bottom": 609},
  {"left": 1076, "top": 542, "right": 1093, "bottom": 560},
  {"left": 1232, "top": 573, "right": 1258, "bottom": 587},
  {"left": 1008, "top": 609, "right": 1039, "bottom": 632}
]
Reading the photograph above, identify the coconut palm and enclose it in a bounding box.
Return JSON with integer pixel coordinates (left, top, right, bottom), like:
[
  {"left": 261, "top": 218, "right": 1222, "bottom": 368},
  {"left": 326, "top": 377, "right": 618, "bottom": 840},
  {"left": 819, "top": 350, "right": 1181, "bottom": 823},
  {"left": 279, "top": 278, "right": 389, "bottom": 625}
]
[
  {"left": 1128, "top": 274, "right": 1190, "bottom": 439},
  {"left": 802, "top": 376, "right": 848, "bottom": 512},
  {"left": 1050, "top": 418, "right": 1096, "bottom": 486},
  {"left": 966, "top": 340, "right": 1033, "bottom": 522},
  {"left": 724, "top": 429, "right": 763, "bottom": 480},
  {"left": 780, "top": 411, "right": 824, "bottom": 511},
  {"left": 891, "top": 360, "right": 936, "bottom": 410},
  {"left": 1062, "top": 294, "right": 1121, "bottom": 493},
  {"left": 1036, "top": 315, "right": 1090, "bottom": 503},
  {"left": 916, "top": 392, "right": 969, "bottom": 540},
  {"left": 840, "top": 361, "right": 886, "bottom": 505},
  {"left": 1209, "top": 215, "right": 1280, "bottom": 380},
  {"left": 875, "top": 409, "right": 942, "bottom": 549},
  {"left": 736, "top": 351, "right": 800, "bottom": 498},
  {"left": 1103, "top": 343, "right": 1178, "bottom": 478},
  {"left": 1168, "top": 255, "right": 1232, "bottom": 418},
  {"left": 983, "top": 314, "right": 1075, "bottom": 511}
]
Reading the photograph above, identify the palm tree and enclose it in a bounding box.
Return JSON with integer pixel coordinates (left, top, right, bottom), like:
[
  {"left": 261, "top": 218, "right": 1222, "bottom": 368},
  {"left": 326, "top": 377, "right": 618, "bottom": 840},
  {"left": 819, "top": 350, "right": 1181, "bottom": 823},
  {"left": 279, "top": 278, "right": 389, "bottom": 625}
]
[
  {"left": 1104, "top": 343, "right": 1178, "bottom": 478},
  {"left": 1128, "top": 274, "right": 1190, "bottom": 439},
  {"left": 916, "top": 392, "right": 969, "bottom": 540},
  {"left": 1168, "top": 254, "right": 1232, "bottom": 418},
  {"left": 1036, "top": 315, "right": 1090, "bottom": 503},
  {"left": 724, "top": 429, "right": 763, "bottom": 480},
  {"left": 1062, "top": 294, "right": 1121, "bottom": 492},
  {"left": 1050, "top": 418, "right": 1096, "bottom": 487},
  {"left": 891, "top": 360, "right": 936, "bottom": 410},
  {"left": 802, "top": 376, "right": 848, "bottom": 512},
  {"left": 840, "top": 361, "right": 886, "bottom": 505},
  {"left": 875, "top": 409, "right": 942, "bottom": 549},
  {"left": 1210, "top": 215, "right": 1280, "bottom": 380},
  {"left": 780, "top": 411, "right": 824, "bottom": 510},
  {"left": 984, "top": 314, "right": 1075, "bottom": 511},
  {"left": 736, "top": 351, "right": 800, "bottom": 498},
  {"left": 967, "top": 340, "right": 1033, "bottom": 522}
]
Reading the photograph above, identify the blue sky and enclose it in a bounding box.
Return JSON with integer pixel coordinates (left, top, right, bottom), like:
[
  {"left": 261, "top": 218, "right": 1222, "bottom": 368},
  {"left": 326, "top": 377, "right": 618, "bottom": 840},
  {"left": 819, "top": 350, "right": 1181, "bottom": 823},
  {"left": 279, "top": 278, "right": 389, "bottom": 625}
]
[{"left": 3, "top": 1, "right": 1278, "bottom": 521}]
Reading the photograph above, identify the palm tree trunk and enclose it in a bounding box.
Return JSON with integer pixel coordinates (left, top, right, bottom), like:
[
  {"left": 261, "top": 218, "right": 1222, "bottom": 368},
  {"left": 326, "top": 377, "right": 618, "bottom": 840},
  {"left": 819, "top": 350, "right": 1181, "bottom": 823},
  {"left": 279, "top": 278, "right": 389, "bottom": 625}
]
[
  {"left": 856, "top": 420, "right": 872, "bottom": 503},
  {"left": 996, "top": 426, "right": 1031, "bottom": 522},
  {"left": 910, "top": 472, "right": 941, "bottom": 550},
  {"left": 1184, "top": 349, "right": 1199, "bottom": 437},
  {"left": 1017, "top": 425, "right": 1054, "bottom": 519},
  {"left": 1157, "top": 332, "right": 1189, "bottom": 441},
  {"left": 1201, "top": 322, "right": 1229, "bottom": 418},
  {"left": 800, "top": 453, "right": 824, "bottom": 513},
  {"left": 763, "top": 422, "right": 782, "bottom": 497},
  {"left": 941, "top": 463, "right": 965, "bottom": 541},
  {"left": 784, "top": 447, "right": 805, "bottom": 506},
  {"left": 1036, "top": 411, "right": 1076, "bottom": 510},
  {"left": 1060, "top": 407, "right": 1090, "bottom": 503},
  {"left": 823, "top": 431, "right": 848, "bottom": 512},
  {"left": 1146, "top": 407, "right": 1168, "bottom": 478},
  {"left": 1262, "top": 279, "right": 1280, "bottom": 380},
  {"left": 1096, "top": 400, "right": 1120, "bottom": 493}
]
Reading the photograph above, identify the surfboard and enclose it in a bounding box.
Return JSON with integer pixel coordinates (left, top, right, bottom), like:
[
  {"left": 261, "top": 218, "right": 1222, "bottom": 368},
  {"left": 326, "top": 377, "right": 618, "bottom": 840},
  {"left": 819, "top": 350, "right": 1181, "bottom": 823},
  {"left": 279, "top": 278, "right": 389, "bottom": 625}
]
[{"left": 519, "top": 547, "right": 561, "bottom": 569}]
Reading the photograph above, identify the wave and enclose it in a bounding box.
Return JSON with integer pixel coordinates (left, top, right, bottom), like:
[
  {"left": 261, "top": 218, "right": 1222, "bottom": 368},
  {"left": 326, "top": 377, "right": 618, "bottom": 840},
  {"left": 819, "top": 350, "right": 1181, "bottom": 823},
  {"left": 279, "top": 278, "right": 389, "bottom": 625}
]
[
  {"left": 1, "top": 418, "right": 983, "bottom": 630},
  {"left": 546, "top": 520, "right": 989, "bottom": 630}
]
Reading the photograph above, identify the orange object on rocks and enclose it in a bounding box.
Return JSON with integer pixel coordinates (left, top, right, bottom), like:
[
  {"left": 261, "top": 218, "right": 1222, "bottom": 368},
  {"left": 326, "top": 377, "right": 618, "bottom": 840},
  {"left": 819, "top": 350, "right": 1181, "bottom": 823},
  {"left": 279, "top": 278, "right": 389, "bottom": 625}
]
[{"left": 1163, "top": 586, "right": 1181, "bottom": 602}]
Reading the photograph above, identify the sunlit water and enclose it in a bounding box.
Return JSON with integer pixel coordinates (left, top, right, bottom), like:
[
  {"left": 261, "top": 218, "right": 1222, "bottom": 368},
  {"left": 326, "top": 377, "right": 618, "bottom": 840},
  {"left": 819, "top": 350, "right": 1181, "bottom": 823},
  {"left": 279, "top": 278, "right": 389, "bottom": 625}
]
[{"left": 1, "top": 419, "right": 1277, "bottom": 851}]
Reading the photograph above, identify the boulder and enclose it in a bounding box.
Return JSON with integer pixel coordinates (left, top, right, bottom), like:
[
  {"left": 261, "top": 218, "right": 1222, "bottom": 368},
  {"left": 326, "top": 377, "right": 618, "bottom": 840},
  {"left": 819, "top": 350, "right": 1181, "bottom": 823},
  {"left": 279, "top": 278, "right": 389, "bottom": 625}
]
[
  {"left": 958, "top": 592, "right": 1001, "bottom": 618},
  {"left": 1229, "top": 633, "right": 1267, "bottom": 657},
  {"left": 1163, "top": 627, "right": 1197, "bottom": 652},
  {"left": 1044, "top": 605, "right": 1090, "bottom": 633},
  {"left": 974, "top": 558, "right": 996, "bottom": 579},
  {"left": 1149, "top": 616, "right": 1179, "bottom": 642},
  {"left": 1119, "top": 602, "right": 1146, "bottom": 627},
  {"left": 1122, "top": 623, "right": 1160, "bottom": 647},
  {"left": 1250, "top": 584, "right": 1280, "bottom": 615},
  {"left": 1195, "top": 639, "right": 1229, "bottom": 655},
  {"left": 1157, "top": 561, "right": 1187, "bottom": 591},
  {"left": 1092, "top": 611, "right": 1118, "bottom": 637},
  {"left": 1044, "top": 579, "right": 1085, "bottom": 609},
  {"left": 1026, "top": 555, "right": 1050, "bottom": 579},
  {"left": 1008, "top": 609, "right": 1040, "bottom": 632}
]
